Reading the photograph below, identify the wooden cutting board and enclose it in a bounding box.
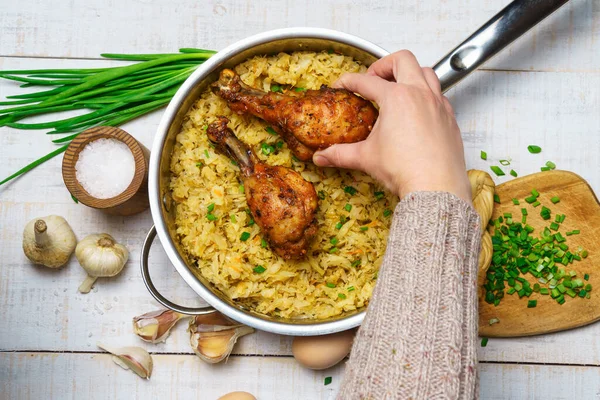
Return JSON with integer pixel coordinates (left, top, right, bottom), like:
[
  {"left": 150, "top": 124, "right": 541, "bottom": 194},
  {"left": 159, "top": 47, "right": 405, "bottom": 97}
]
[{"left": 479, "top": 170, "right": 600, "bottom": 337}]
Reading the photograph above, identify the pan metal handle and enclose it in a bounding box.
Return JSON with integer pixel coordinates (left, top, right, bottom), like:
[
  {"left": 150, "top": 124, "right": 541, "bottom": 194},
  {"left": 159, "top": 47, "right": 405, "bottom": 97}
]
[
  {"left": 433, "top": 0, "right": 570, "bottom": 93},
  {"left": 140, "top": 225, "right": 216, "bottom": 315}
]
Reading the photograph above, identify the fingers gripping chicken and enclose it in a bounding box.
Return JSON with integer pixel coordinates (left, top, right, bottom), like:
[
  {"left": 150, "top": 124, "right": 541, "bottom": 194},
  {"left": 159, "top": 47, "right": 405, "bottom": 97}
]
[
  {"left": 211, "top": 69, "right": 378, "bottom": 161},
  {"left": 206, "top": 117, "right": 318, "bottom": 259}
]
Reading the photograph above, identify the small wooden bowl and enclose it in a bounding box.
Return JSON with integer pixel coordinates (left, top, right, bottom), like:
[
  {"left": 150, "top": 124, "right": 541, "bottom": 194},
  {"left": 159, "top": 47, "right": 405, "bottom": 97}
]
[{"left": 62, "top": 126, "right": 150, "bottom": 216}]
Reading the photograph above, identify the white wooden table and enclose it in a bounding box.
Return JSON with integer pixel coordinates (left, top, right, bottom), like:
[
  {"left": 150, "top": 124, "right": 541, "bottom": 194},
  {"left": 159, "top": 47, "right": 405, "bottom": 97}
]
[{"left": 1, "top": 0, "right": 600, "bottom": 398}]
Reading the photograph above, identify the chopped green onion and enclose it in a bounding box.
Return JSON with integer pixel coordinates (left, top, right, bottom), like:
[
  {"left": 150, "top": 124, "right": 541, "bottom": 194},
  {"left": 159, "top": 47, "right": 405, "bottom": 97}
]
[
  {"left": 510, "top": 170, "right": 518, "bottom": 177},
  {"left": 524, "top": 195, "right": 537, "bottom": 204},
  {"left": 335, "top": 222, "right": 343, "bottom": 230},
  {"left": 344, "top": 186, "right": 357, "bottom": 195},
  {"left": 528, "top": 145, "right": 542, "bottom": 154},
  {"left": 275, "top": 141, "right": 284, "bottom": 149},
  {"left": 551, "top": 196, "right": 560, "bottom": 204},
  {"left": 338, "top": 293, "right": 347, "bottom": 299},
  {"left": 196, "top": 162, "right": 203, "bottom": 168},
  {"left": 499, "top": 159, "right": 510, "bottom": 166},
  {"left": 294, "top": 87, "right": 306, "bottom": 92},
  {"left": 318, "top": 190, "right": 326, "bottom": 200},
  {"left": 270, "top": 84, "right": 282, "bottom": 93},
  {"left": 253, "top": 265, "right": 266, "bottom": 274},
  {"left": 383, "top": 209, "right": 392, "bottom": 217},
  {"left": 351, "top": 259, "right": 362, "bottom": 268},
  {"left": 521, "top": 208, "right": 528, "bottom": 216},
  {"left": 494, "top": 194, "right": 501, "bottom": 204},
  {"left": 261, "top": 238, "right": 268, "bottom": 248},
  {"left": 374, "top": 191, "right": 385, "bottom": 200},
  {"left": 206, "top": 214, "right": 217, "bottom": 221},
  {"left": 550, "top": 222, "right": 559, "bottom": 231},
  {"left": 207, "top": 203, "right": 215, "bottom": 213},
  {"left": 360, "top": 226, "right": 369, "bottom": 231},
  {"left": 582, "top": 251, "right": 589, "bottom": 259},
  {"left": 240, "top": 232, "right": 251, "bottom": 241},
  {"left": 584, "top": 273, "right": 590, "bottom": 280},
  {"left": 512, "top": 198, "right": 520, "bottom": 205},
  {"left": 531, "top": 189, "right": 540, "bottom": 197},
  {"left": 344, "top": 203, "right": 352, "bottom": 212},
  {"left": 481, "top": 337, "right": 488, "bottom": 347},
  {"left": 71, "top": 194, "right": 79, "bottom": 204},
  {"left": 480, "top": 151, "right": 488, "bottom": 160},
  {"left": 204, "top": 149, "right": 210, "bottom": 158},
  {"left": 261, "top": 142, "right": 275, "bottom": 155},
  {"left": 326, "top": 282, "right": 336, "bottom": 288},
  {"left": 239, "top": 184, "right": 245, "bottom": 194},
  {"left": 330, "top": 237, "right": 339, "bottom": 245},
  {"left": 329, "top": 247, "right": 339, "bottom": 253},
  {"left": 265, "top": 126, "right": 278, "bottom": 135},
  {"left": 230, "top": 214, "right": 237, "bottom": 223},
  {"left": 541, "top": 167, "right": 550, "bottom": 171},
  {"left": 324, "top": 377, "right": 332, "bottom": 386},
  {"left": 527, "top": 300, "right": 537, "bottom": 308},
  {"left": 546, "top": 161, "right": 556, "bottom": 170},
  {"left": 347, "top": 286, "right": 356, "bottom": 292},
  {"left": 490, "top": 166, "right": 505, "bottom": 176},
  {"left": 532, "top": 201, "right": 541, "bottom": 208}
]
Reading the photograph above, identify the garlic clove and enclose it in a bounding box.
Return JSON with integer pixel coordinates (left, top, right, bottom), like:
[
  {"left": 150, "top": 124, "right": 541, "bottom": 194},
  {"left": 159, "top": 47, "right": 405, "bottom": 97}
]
[
  {"left": 188, "top": 313, "right": 254, "bottom": 364},
  {"left": 133, "top": 309, "right": 189, "bottom": 343},
  {"left": 97, "top": 342, "right": 153, "bottom": 379},
  {"left": 22, "top": 215, "right": 77, "bottom": 268},
  {"left": 76, "top": 233, "right": 129, "bottom": 293}
]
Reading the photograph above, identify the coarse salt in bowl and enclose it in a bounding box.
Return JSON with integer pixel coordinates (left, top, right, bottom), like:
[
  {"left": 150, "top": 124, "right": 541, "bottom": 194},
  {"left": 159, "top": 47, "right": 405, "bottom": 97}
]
[{"left": 75, "top": 138, "right": 136, "bottom": 199}]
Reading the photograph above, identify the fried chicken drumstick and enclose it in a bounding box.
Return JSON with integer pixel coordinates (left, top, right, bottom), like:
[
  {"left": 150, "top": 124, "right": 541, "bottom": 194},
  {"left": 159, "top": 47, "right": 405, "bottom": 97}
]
[
  {"left": 211, "top": 69, "right": 378, "bottom": 161},
  {"left": 206, "top": 117, "right": 318, "bottom": 259}
]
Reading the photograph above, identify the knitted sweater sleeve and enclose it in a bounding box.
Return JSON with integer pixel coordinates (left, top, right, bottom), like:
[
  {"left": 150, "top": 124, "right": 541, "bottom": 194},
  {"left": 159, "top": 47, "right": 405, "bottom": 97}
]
[{"left": 337, "top": 192, "right": 481, "bottom": 400}]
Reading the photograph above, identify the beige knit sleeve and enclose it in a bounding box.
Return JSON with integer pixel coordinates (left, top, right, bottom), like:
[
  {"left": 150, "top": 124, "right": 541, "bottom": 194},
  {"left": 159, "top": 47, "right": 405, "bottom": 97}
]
[{"left": 337, "top": 192, "right": 481, "bottom": 400}]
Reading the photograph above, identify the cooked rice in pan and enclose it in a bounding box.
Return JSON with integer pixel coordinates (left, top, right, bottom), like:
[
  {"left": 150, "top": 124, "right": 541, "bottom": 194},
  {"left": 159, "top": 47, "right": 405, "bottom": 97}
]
[{"left": 169, "top": 51, "right": 397, "bottom": 319}]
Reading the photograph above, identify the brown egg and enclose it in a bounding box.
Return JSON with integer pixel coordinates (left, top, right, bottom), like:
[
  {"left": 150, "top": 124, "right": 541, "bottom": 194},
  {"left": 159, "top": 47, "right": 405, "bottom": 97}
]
[
  {"left": 292, "top": 329, "right": 355, "bottom": 370},
  {"left": 217, "top": 392, "right": 257, "bottom": 400}
]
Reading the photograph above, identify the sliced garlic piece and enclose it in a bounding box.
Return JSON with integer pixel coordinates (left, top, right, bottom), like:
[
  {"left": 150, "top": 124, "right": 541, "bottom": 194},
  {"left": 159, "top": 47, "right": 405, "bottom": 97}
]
[
  {"left": 97, "top": 342, "right": 153, "bottom": 379},
  {"left": 133, "top": 309, "right": 189, "bottom": 343},
  {"left": 188, "top": 312, "right": 254, "bottom": 364}
]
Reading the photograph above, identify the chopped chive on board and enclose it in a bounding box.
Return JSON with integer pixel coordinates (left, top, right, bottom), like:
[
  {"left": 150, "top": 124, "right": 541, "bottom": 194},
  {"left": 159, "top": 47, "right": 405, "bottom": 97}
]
[
  {"left": 480, "top": 170, "right": 600, "bottom": 338},
  {"left": 480, "top": 151, "right": 487, "bottom": 160}
]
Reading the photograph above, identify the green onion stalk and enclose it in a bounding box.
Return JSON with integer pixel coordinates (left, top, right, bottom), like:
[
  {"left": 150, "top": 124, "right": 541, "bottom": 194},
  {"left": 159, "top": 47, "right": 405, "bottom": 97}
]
[{"left": 0, "top": 48, "right": 216, "bottom": 185}]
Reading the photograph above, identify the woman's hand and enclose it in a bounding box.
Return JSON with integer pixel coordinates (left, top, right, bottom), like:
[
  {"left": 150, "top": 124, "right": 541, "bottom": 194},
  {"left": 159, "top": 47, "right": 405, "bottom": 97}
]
[{"left": 313, "top": 50, "right": 472, "bottom": 204}]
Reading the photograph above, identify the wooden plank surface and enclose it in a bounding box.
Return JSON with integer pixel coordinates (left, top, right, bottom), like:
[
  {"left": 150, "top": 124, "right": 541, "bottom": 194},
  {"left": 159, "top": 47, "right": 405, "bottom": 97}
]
[
  {"left": 0, "top": 0, "right": 598, "bottom": 72},
  {"left": 2, "top": 0, "right": 600, "bottom": 396},
  {"left": 1, "top": 353, "right": 600, "bottom": 399}
]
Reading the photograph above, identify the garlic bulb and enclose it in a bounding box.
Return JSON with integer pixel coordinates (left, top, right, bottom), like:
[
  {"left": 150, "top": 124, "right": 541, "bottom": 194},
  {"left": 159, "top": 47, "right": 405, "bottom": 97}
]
[
  {"left": 22, "top": 215, "right": 76, "bottom": 268},
  {"left": 478, "top": 231, "right": 493, "bottom": 292},
  {"left": 467, "top": 169, "right": 495, "bottom": 234},
  {"left": 133, "top": 309, "right": 189, "bottom": 343},
  {"left": 76, "top": 233, "right": 128, "bottom": 293},
  {"left": 97, "top": 342, "right": 153, "bottom": 379},
  {"left": 189, "top": 312, "right": 254, "bottom": 364}
]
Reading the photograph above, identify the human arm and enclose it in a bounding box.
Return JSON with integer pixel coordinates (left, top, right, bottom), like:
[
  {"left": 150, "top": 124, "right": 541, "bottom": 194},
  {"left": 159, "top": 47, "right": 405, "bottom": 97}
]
[{"left": 313, "top": 51, "right": 481, "bottom": 399}]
